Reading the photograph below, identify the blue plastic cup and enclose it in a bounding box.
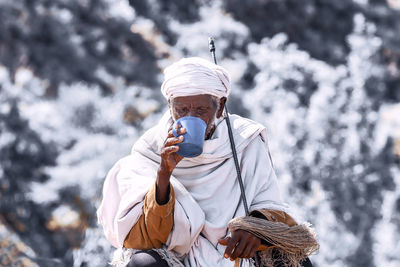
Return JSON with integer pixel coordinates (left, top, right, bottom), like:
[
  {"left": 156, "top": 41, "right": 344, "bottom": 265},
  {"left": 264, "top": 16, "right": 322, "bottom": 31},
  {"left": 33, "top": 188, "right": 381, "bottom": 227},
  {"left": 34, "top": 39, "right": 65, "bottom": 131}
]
[{"left": 172, "top": 116, "right": 207, "bottom": 157}]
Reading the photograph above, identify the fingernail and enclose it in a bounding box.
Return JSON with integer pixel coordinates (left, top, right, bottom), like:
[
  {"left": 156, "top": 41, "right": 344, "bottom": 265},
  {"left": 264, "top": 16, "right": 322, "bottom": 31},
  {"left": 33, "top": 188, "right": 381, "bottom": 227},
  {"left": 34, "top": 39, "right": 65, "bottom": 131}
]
[{"left": 224, "top": 253, "right": 228, "bottom": 258}]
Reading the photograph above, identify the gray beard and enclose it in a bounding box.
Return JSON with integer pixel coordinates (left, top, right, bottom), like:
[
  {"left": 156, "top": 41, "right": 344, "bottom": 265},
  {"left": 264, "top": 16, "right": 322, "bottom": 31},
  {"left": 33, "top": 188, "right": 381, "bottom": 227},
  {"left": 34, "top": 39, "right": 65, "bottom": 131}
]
[{"left": 205, "top": 113, "right": 220, "bottom": 139}]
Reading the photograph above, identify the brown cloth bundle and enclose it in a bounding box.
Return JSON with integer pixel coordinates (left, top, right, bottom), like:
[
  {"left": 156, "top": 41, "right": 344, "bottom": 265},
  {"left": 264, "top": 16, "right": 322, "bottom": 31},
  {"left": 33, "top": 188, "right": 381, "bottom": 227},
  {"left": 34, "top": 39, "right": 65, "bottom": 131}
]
[{"left": 228, "top": 211, "right": 319, "bottom": 267}]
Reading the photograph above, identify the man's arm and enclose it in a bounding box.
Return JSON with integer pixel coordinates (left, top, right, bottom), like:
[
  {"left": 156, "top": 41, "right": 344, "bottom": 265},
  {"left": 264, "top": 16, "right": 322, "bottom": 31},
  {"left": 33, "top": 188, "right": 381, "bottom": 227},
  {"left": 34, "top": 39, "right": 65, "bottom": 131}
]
[
  {"left": 218, "top": 135, "right": 297, "bottom": 260},
  {"left": 124, "top": 124, "right": 185, "bottom": 249}
]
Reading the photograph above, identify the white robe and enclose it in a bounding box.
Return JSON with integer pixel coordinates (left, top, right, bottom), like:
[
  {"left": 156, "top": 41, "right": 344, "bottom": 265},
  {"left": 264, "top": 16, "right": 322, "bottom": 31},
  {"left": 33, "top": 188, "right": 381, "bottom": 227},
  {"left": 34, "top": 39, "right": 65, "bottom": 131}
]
[{"left": 97, "top": 111, "right": 288, "bottom": 266}]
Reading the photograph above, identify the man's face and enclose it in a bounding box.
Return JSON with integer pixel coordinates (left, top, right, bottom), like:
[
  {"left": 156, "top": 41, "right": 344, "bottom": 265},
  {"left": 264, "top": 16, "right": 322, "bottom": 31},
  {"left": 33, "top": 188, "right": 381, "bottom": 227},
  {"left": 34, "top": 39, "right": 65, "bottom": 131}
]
[{"left": 169, "top": 94, "right": 225, "bottom": 139}]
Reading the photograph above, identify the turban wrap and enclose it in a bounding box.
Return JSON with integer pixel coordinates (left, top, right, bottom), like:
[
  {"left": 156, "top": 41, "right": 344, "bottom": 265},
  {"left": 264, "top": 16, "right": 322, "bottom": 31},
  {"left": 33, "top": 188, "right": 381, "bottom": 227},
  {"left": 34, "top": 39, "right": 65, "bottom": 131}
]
[{"left": 161, "top": 57, "right": 231, "bottom": 100}]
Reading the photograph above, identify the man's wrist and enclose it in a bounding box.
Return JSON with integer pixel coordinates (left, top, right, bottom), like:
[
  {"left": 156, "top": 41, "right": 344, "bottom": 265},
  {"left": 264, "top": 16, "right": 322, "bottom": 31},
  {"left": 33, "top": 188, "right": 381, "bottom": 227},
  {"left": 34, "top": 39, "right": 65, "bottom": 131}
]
[
  {"left": 157, "top": 166, "right": 172, "bottom": 181},
  {"left": 156, "top": 167, "right": 172, "bottom": 205}
]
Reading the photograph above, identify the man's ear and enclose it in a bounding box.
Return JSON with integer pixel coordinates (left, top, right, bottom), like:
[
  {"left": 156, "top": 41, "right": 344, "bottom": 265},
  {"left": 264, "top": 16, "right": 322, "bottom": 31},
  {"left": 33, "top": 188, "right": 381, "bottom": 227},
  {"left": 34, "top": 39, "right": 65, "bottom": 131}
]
[
  {"left": 216, "top": 97, "right": 227, "bottom": 118},
  {"left": 168, "top": 99, "right": 174, "bottom": 116}
]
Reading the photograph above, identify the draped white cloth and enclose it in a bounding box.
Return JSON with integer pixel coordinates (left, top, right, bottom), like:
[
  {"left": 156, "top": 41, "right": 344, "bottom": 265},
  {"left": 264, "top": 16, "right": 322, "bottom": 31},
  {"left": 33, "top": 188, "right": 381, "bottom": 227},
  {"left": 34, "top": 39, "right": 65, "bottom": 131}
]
[
  {"left": 161, "top": 57, "right": 231, "bottom": 100},
  {"left": 97, "top": 111, "right": 289, "bottom": 267}
]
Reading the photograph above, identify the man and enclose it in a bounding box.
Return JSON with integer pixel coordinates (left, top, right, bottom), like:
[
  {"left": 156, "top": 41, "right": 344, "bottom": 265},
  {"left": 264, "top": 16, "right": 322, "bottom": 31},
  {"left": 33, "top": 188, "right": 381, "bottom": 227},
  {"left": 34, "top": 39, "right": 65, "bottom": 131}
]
[{"left": 97, "top": 57, "right": 316, "bottom": 267}]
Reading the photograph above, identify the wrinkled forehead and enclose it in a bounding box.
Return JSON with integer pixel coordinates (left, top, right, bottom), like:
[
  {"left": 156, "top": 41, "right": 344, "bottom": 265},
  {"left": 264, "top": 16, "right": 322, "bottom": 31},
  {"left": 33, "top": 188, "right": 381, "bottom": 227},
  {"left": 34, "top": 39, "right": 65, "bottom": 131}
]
[{"left": 169, "top": 94, "right": 217, "bottom": 107}]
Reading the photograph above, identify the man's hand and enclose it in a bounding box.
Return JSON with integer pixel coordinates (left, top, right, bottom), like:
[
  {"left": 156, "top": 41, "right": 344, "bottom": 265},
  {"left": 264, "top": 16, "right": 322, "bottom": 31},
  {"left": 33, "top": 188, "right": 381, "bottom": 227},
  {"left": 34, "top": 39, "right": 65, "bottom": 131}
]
[
  {"left": 156, "top": 124, "right": 185, "bottom": 204},
  {"left": 218, "top": 229, "right": 261, "bottom": 261},
  {"left": 160, "top": 124, "right": 185, "bottom": 174}
]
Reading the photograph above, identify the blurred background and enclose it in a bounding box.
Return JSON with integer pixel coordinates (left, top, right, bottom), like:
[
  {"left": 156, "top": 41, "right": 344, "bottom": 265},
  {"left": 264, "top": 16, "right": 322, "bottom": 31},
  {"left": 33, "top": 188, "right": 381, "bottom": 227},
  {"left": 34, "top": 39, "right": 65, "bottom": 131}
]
[{"left": 0, "top": 0, "right": 399, "bottom": 266}]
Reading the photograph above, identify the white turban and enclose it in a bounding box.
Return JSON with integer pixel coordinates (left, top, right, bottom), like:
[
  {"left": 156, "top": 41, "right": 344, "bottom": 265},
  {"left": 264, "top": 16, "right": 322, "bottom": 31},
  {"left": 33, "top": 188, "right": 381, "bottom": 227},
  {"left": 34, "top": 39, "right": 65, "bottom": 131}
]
[{"left": 161, "top": 57, "right": 231, "bottom": 100}]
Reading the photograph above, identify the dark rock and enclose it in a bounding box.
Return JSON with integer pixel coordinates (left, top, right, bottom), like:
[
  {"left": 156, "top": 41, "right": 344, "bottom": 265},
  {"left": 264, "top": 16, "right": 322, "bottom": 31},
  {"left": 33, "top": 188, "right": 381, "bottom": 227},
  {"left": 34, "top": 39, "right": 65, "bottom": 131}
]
[
  {"left": 0, "top": 0, "right": 160, "bottom": 95},
  {"left": 223, "top": 0, "right": 357, "bottom": 65},
  {"left": 227, "top": 94, "right": 250, "bottom": 118},
  {"left": 239, "top": 61, "right": 260, "bottom": 90},
  {"left": 0, "top": 101, "right": 70, "bottom": 262},
  {"left": 128, "top": 0, "right": 202, "bottom": 45},
  {"left": 0, "top": 220, "right": 39, "bottom": 267}
]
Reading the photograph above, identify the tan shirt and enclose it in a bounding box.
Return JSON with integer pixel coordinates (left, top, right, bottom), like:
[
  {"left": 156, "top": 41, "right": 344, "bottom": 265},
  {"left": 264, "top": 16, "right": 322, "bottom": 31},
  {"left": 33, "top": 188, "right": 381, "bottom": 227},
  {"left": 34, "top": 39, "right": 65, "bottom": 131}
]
[
  {"left": 123, "top": 182, "right": 175, "bottom": 249},
  {"left": 249, "top": 209, "right": 297, "bottom": 227}
]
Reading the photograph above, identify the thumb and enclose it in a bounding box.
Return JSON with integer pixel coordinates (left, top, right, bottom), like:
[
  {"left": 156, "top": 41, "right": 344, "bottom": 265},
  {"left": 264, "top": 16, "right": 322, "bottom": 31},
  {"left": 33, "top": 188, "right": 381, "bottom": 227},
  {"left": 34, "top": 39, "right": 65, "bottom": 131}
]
[{"left": 218, "top": 236, "right": 230, "bottom": 246}]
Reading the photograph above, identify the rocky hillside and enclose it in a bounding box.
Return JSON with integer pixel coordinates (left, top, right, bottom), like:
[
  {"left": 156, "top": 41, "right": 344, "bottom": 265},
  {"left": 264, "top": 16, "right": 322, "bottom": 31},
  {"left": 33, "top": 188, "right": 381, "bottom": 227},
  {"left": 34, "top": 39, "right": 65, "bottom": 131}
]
[{"left": 0, "top": 0, "right": 399, "bottom": 266}]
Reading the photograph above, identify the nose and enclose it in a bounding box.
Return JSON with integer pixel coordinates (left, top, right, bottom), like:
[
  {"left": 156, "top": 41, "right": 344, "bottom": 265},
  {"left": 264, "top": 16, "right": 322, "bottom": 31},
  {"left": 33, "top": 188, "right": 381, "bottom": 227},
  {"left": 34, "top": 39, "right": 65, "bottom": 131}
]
[{"left": 187, "top": 109, "right": 196, "bottom": 117}]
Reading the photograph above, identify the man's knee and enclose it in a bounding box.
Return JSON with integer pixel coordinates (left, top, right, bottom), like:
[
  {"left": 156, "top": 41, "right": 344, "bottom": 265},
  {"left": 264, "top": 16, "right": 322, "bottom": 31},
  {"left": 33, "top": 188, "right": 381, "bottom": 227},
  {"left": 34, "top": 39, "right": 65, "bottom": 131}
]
[{"left": 127, "top": 250, "right": 168, "bottom": 267}]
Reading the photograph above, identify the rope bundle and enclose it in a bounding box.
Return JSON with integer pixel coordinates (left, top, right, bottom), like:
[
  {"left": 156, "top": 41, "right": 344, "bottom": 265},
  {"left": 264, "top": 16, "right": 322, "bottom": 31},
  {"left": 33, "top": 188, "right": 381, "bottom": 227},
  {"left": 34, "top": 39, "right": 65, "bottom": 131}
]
[{"left": 228, "top": 216, "right": 319, "bottom": 267}]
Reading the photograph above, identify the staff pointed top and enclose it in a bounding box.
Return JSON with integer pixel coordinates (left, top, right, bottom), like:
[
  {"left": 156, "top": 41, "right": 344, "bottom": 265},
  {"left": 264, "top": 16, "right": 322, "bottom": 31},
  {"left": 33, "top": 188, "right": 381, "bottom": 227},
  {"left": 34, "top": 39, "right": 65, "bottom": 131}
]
[{"left": 208, "top": 37, "right": 217, "bottom": 64}]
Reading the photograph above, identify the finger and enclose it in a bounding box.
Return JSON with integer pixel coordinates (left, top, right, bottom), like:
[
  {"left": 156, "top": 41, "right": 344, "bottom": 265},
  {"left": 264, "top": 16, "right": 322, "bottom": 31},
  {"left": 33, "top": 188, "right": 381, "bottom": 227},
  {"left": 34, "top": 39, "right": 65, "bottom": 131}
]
[
  {"left": 178, "top": 127, "right": 186, "bottom": 135},
  {"left": 241, "top": 242, "right": 254, "bottom": 258},
  {"left": 224, "top": 234, "right": 240, "bottom": 259},
  {"left": 164, "top": 136, "right": 184, "bottom": 147},
  {"left": 218, "top": 237, "right": 229, "bottom": 246},
  {"left": 173, "top": 126, "right": 186, "bottom": 136},
  {"left": 242, "top": 235, "right": 260, "bottom": 258},
  {"left": 231, "top": 239, "right": 247, "bottom": 260},
  {"left": 167, "top": 122, "right": 181, "bottom": 138},
  {"left": 161, "top": 146, "right": 179, "bottom": 156},
  {"left": 167, "top": 127, "right": 186, "bottom": 138},
  {"left": 247, "top": 236, "right": 261, "bottom": 258},
  {"left": 173, "top": 122, "right": 182, "bottom": 135}
]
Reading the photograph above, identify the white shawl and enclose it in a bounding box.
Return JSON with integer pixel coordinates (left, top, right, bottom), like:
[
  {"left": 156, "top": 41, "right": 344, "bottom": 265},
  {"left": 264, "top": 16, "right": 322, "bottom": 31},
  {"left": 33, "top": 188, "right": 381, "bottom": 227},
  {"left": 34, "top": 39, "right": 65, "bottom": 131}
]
[{"left": 97, "top": 111, "right": 288, "bottom": 266}]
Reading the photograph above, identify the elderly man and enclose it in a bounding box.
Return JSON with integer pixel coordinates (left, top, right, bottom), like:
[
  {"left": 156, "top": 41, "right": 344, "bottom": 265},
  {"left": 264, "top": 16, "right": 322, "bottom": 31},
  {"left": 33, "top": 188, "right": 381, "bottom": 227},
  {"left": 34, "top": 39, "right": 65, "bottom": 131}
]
[{"left": 97, "top": 57, "right": 316, "bottom": 267}]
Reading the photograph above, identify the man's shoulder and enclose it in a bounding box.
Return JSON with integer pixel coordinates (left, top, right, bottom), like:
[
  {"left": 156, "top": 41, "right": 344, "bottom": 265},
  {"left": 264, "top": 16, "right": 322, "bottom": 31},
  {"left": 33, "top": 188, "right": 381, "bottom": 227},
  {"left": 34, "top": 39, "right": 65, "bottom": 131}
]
[
  {"left": 227, "top": 114, "right": 267, "bottom": 142},
  {"left": 210, "top": 114, "right": 269, "bottom": 155},
  {"left": 228, "top": 114, "right": 265, "bottom": 131}
]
